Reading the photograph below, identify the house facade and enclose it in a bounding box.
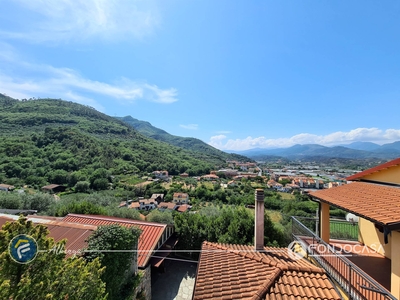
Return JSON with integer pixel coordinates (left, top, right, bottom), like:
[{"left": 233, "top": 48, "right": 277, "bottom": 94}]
[
  {"left": 173, "top": 192, "right": 189, "bottom": 204},
  {"left": 306, "top": 157, "right": 400, "bottom": 299}
]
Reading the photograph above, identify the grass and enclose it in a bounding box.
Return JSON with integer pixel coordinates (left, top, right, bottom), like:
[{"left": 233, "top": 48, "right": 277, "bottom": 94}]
[
  {"left": 119, "top": 175, "right": 145, "bottom": 186},
  {"left": 266, "top": 210, "right": 282, "bottom": 223},
  {"left": 330, "top": 221, "right": 359, "bottom": 241},
  {"left": 277, "top": 192, "right": 295, "bottom": 200}
]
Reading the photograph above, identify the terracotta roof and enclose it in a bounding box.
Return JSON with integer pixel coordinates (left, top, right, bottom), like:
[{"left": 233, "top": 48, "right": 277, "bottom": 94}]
[
  {"left": 0, "top": 184, "right": 15, "bottom": 189},
  {"left": 129, "top": 202, "right": 140, "bottom": 209},
  {"left": 42, "top": 184, "right": 64, "bottom": 190},
  {"left": 0, "top": 214, "right": 96, "bottom": 257},
  {"left": 62, "top": 214, "right": 167, "bottom": 268},
  {"left": 346, "top": 157, "right": 400, "bottom": 181},
  {"left": 158, "top": 202, "right": 177, "bottom": 210},
  {"left": 177, "top": 204, "right": 190, "bottom": 212},
  {"left": 309, "top": 182, "right": 400, "bottom": 226},
  {"left": 173, "top": 192, "right": 188, "bottom": 198},
  {"left": 193, "top": 242, "right": 340, "bottom": 300},
  {"left": 139, "top": 199, "right": 156, "bottom": 205}
]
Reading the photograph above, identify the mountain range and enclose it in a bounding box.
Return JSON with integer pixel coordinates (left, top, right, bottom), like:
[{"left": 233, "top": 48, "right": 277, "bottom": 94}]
[{"left": 228, "top": 142, "right": 400, "bottom": 160}]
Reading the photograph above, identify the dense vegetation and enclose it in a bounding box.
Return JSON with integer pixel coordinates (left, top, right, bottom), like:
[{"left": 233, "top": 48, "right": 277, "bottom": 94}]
[
  {"left": 84, "top": 225, "right": 142, "bottom": 300},
  {"left": 0, "top": 217, "right": 107, "bottom": 300},
  {"left": 0, "top": 95, "right": 248, "bottom": 188},
  {"left": 118, "top": 116, "right": 251, "bottom": 162},
  {"left": 174, "top": 205, "right": 286, "bottom": 257}
]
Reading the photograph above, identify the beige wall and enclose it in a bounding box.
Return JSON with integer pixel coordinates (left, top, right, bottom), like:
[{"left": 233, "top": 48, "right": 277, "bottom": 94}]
[
  {"left": 391, "top": 231, "right": 400, "bottom": 299},
  {"left": 358, "top": 217, "right": 391, "bottom": 258},
  {"left": 361, "top": 167, "right": 400, "bottom": 185}
]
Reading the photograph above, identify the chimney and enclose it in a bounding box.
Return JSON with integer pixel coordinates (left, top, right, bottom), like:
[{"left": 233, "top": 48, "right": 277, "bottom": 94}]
[{"left": 255, "top": 188, "right": 264, "bottom": 251}]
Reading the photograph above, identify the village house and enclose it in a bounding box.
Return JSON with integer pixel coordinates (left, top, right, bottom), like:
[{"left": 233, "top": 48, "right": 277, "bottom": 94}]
[
  {"left": 152, "top": 170, "right": 169, "bottom": 180},
  {"left": 41, "top": 184, "right": 66, "bottom": 194},
  {"left": 177, "top": 204, "right": 191, "bottom": 213},
  {"left": 158, "top": 202, "right": 178, "bottom": 211},
  {"left": 292, "top": 157, "right": 400, "bottom": 299},
  {"left": 150, "top": 193, "right": 164, "bottom": 203},
  {"left": 213, "top": 169, "right": 238, "bottom": 177},
  {"left": 173, "top": 192, "right": 189, "bottom": 204},
  {"left": 138, "top": 198, "right": 158, "bottom": 210},
  {"left": 201, "top": 174, "right": 219, "bottom": 181},
  {"left": 62, "top": 214, "right": 176, "bottom": 300},
  {"left": 0, "top": 184, "right": 15, "bottom": 192}
]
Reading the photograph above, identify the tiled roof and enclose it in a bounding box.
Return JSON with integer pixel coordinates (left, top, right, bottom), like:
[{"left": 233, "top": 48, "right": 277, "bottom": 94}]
[
  {"left": 0, "top": 214, "right": 96, "bottom": 257},
  {"left": 193, "top": 242, "right": 340, "bottom": 300},
  {"left": 173, "top": 192, "right": 188, "bottom": 198},
  {"left": 62, "top": 214, "right": 167, "bottom": 268},
  {"left": 42, "top": 184, "right": 63, "bottom": 190},
  {"left": 309, "top": 182, "right": 400, "bottom": 226},
  {"left": 129, "top": 202, "right": 140, "bottom": 209},
  {"left": 177, "top": 204, "right": 190, "bottom": 212},
  {"left": 0, "top": 184, "right": 15, "bottom": 189},
  {"left": 346, "top": 157, "right": 400, "bottom": 181},
  {"left": 158, "top": 202, "right": 177, "bottom": 210}
]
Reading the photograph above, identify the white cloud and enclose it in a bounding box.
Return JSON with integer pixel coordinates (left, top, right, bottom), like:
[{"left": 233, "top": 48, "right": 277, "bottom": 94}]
[
  {"left": 208, "top": 128, "right": 400, "bottom": 151},
  {"left": 0, "top": 47, "right": 178, "bottom": 109},
  {"left": 0, "top": 0, "right": 159, "bottom": 43},
  {"left": 180, "top": 124, "right": 198, "bottom": 130}
]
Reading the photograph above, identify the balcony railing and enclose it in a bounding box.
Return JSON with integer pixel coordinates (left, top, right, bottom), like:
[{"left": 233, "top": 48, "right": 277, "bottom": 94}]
[
  {"left": 293, "top": 216, "right": 359, "bottom": 241},
  {"left": 292, "top": 216, "right": 396, "bottom": 300}
]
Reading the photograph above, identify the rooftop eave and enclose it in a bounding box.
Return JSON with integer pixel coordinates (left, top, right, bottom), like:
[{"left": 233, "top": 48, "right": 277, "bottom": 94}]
[{"left": 310, "top": 196, "right": 388, "bottom": 228}]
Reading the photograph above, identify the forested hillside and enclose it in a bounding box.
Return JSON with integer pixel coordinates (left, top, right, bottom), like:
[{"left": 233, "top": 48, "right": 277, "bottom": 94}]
[
  {"left": 0, "top": 95, "right": 239, "bottom": 188},
  {"left": 118, "top": 116, "right": 250, "bottom": 162}
]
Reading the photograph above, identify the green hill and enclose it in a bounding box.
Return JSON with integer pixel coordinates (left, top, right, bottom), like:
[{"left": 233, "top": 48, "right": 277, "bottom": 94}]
[
  {"left": 0, "top": 95, "right": 242, "bottom": 188},
  {"left": 117, "top": 116, "right": 250, "bottom": 162}
]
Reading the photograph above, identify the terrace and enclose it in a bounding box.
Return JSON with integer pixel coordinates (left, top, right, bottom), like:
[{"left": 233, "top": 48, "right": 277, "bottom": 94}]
[
  {"left": 289, "top": 172, "right": 400, "bottom": 300},
  {"left": 292, "top": 216, "right": 394, "bottom": 300}
]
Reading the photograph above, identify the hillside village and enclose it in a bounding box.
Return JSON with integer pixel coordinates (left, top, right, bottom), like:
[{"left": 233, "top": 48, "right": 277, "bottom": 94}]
[
  {"left": 1, "top": 94, "right": 399, "bottom": 300},
  {"left": 3, "top": 155, "right": 399, "bottom": 299}
]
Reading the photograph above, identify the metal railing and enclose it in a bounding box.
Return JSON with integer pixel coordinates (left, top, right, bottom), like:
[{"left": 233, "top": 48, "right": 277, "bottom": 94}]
[
  {"left": 293, "top": 216, "right": 359, "bottom": 241},
  {"left": 292, "top": 216, "right": 396, "bottom": 300}
]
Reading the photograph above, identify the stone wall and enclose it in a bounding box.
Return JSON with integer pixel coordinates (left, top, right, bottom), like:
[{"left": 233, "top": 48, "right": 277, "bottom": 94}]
[{"left": 133, "top": 265, "right": 152, "bottom": 300}]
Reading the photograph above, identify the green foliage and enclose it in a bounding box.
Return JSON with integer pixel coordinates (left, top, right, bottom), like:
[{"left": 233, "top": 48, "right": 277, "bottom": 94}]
[
  {"left": 83, "top": 225, "right": 142, "bottom": 300},
  {"left": 174, "top": 205, "right": 285, "bottom": 257},
  {"left": 0, "top": 192, "right": 56, "bottom": 212},
  {"left": 0, "top": 216, "right": 107, "bottom": 300},
  {"left": 146, "top": 210, "right": 174, "bottom": 224},
  {"left": 53, "top": 200, "right": 108, "bottom": 216},
  {"left": 74, "top": 181, "right": 90, "bottom": 193},
  {"left": 0, "top": 97, "right": 238, "bottom": 187}
]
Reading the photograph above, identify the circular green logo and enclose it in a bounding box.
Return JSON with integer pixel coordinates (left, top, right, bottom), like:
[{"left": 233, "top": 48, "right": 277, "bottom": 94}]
[{"left": 9, "top": 234, "right": 38, "bottom": 264}]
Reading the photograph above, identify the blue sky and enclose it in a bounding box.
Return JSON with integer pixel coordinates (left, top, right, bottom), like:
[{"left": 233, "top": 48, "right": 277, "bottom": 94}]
[{"left": 1, "top": 0, "right": 400, "bottom": 151}]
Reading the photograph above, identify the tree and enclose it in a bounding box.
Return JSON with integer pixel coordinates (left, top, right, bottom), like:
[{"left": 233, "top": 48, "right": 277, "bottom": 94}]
[
  {"left": 74, "top": 180, "right": 90, "bottom": 193},
  {"left": 147, "top": 210, "right": 174, "bottom": 224},
  {"left": 0, "top": 216, "right": 107, "bottom": 300},
  {"left": 83, "top": 225, "right": 142, "bottom": 300}
]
